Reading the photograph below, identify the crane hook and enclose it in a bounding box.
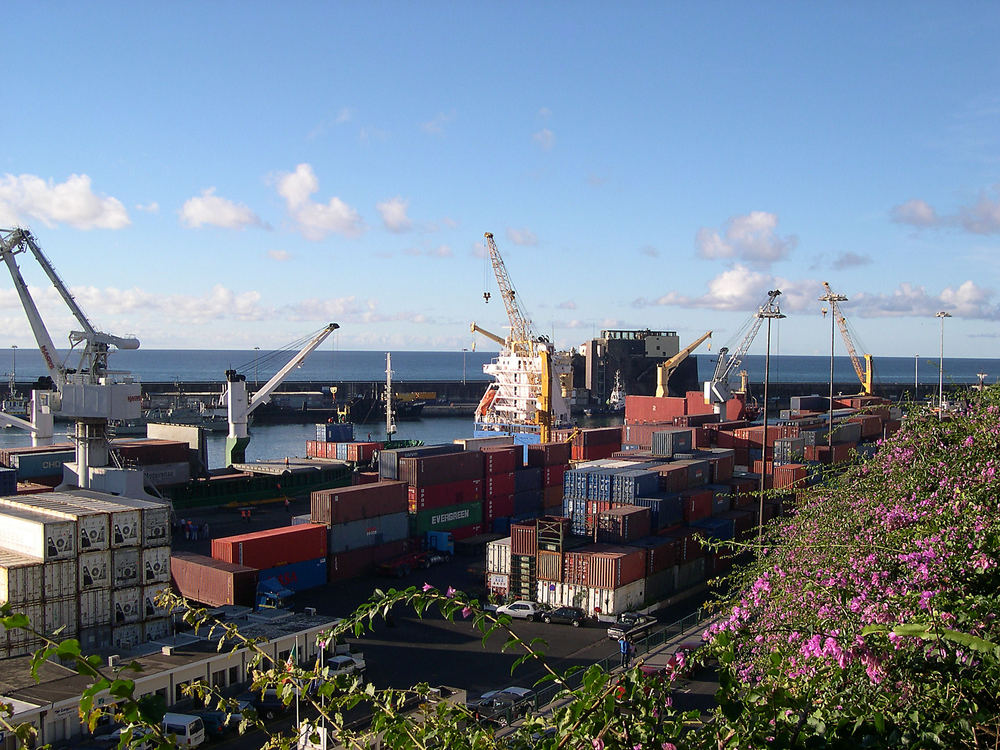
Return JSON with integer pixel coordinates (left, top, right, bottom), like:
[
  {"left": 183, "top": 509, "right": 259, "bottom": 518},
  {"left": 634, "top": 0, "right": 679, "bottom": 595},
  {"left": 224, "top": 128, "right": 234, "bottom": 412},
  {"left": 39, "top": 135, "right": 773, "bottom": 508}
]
[{"left": 483, "top": 292, "right": 491, "bottom": 303}]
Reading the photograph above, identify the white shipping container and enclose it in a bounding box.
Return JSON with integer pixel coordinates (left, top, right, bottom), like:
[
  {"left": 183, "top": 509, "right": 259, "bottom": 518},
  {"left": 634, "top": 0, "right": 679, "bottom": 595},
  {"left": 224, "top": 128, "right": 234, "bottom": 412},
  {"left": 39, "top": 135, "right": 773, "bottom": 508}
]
[
  {"left": 43, "top": 559, "right": 76, "bottom": 599},
  {"left": 58, "top": 494, "right": 140, "bottom": 548},
  {"left": 0, "top": 549, "right": 43, "bottom": 606},
  {"left": 141, "top": 461, "right": 190, "bottom": 488},
  {"left": 43, "top": 596, "right": 77, "bottom": 637},
  {"left": 453, "top": 436, "right": 515, "bottom": 450},
  {"left": 0, "top": 508, "right": 76, "bottom": 561},
  {"left": 142, "top": 583, "right": 170, "bottom": 618},
  {"left": 113, "top": 586, "right": 142, "bottom": 625},
  {"left": 7, "top": 602, "right": 43, "bottom": 646},
  {"left": 142, "top": 617, "right": 172, "bottom": 642},
  {"left": 486, "top": 537, "right": 512, "bottom": 576},
  {"left": 0, "top": 494, "right": 111, "bottom": 552},
  {"left": 141, "top": 546, "right": 170, "bottom": 585},
  {"left": 485, "top": 572, "right": 509, "bottom": 595},
  {"left": 112, "top": 548, "right": 141, "bottom": 589},
  {"left": 71, "top": 492, "right": 173, "bottom": 547},
  {"left": 79, "top": 550, "right": 112, "bottom": 590},
  {"left": 79, "top": 588, "right": 112, "bottom": 628},
  {"left": 534, "top": 578, "right": 646, "bottom": 617},
  {"left": 111, "top": 623, "right": 142, "bottom": 650},
  {"left": 79, "top": 624, "right": 111, "bottom": 651}
]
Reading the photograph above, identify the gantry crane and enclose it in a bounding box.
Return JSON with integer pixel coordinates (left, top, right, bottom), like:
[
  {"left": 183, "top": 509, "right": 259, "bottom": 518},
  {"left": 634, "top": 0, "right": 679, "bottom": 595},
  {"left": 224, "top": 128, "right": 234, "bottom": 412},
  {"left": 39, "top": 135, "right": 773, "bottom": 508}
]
[
  {"left": 656, "top": 330, "right": 712, "bottom": 397},
  {"left": 704, "top": 290, "right": 782, "bottom": 413},
  {"left": 482, "top": 232, "right": 537, "bottom": 358},
  {"left": 223, "top": 323, "right": 339, "bottom": 465},
  {"left": 821, "top": 282, "right": 874, "bottom": 395},
  {"left": 0, "top": 228, "right": 145, "bottom": 494}
]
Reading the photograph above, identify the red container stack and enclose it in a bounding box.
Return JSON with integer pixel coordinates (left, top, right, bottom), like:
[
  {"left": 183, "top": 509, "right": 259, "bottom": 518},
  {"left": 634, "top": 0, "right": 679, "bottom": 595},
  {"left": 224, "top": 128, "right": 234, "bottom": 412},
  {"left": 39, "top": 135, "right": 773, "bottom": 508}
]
[
  {"left": 680, "top": 488, "right": 713, "bottom": 522},
  {"left": 624, "top": 396, "right": 687, "bottom": 424},
  {"left": 311, "top": 481, "right": 408, "bottom": 525},
  {"left": 327, "top": 539, "right": 412, "bottom": 582},
  {"left": 587, "top": 545, "right": 647, "bottom": 589},
  {"left": 526, "top": 442, "right": 572, "bottom": 467},
  {"left": 595, "top": 505, "right": 651, "bottom": 543},
  {"left": 398, "top": 451, "right": 484, "bottom": 486},
  {"left": 481, "top": 446, "right": 519, "bottom": 474},
  {"left": 408, "top": 479, "right": 483, "bottom": 512},
  {"left": 212, "top": 524, "right": 328, "bottom": 569}
]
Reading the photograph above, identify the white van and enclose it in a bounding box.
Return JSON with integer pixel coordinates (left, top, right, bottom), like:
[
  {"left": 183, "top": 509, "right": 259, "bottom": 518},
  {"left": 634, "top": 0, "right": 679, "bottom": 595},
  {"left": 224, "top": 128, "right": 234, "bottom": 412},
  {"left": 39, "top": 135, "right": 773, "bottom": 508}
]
[{"left": 161, "top": 713, "right": 206, "bottom": 747}]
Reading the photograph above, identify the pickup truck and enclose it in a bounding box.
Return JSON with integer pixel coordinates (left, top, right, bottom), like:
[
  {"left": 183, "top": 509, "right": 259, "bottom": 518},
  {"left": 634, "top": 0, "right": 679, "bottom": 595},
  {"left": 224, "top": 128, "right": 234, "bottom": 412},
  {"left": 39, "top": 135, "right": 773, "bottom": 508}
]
[{"left": 606, "top": 611, "right": 658, "bottom": 640}]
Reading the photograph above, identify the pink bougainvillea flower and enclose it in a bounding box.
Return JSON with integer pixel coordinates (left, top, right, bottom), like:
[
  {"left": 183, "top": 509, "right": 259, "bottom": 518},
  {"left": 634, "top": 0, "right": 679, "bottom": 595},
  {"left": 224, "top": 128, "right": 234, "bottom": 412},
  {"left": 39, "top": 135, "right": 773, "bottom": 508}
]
[
  {"left": 446, "top": 586, "right": 457, "bottom": 598},
  {"left": 421, "top": 582, "right": 433, "bottom": 592}
]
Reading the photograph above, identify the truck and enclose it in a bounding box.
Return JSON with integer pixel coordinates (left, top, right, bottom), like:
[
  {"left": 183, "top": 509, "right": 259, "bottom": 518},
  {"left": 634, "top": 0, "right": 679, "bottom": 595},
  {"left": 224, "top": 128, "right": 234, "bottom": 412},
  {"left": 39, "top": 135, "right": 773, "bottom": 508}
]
[
  {"left": 606, "top": 611, "right": 659, "bottom": 640},
  {"left": 256, "top": 578, "right": 295, "bottom": 609}
]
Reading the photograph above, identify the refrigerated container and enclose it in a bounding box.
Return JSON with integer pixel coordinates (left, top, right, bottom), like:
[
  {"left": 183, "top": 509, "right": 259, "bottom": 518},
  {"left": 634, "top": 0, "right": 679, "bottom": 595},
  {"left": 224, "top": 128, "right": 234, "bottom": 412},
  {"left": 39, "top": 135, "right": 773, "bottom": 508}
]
[
  {"left": 142, "top": 546, "right": 171, "bottom": 585},
  {"left": 43, "top": 596, "right": 77, "bottom": 636},
  {"left": 79, "top": 588, "right": 112, "bottom": 628},
  {"left": 0, "top": 549, "right": 43, "bottom": 606},
  {"left": 486, "top": 537, "right": 511, "bottom": 575},
  {"left": 113, "top": 586, "right": 142, "bottom": 625},
  {"left": 0, "top": 507, "right": 76, "bottom": 560},
  {"left": 43, "top": 558, "right": 76, "bottom": 599},
  {"left": 111, "top": 623, "right": 142, "bottom": 650},
  {"left": 142, "top": 583, "right": 170, "bottom": 618},
  {"left": 0, "top": 494, "right": 111, "bottom": 552},
  {"left": 534, "top": 578, "right": 646, "bottom": 616},
  {"left": 112, "top": 548, "right": 141, "bottom": 589},
  {"left": 142, "top": 617, "right": 172, "bottom": 642}
]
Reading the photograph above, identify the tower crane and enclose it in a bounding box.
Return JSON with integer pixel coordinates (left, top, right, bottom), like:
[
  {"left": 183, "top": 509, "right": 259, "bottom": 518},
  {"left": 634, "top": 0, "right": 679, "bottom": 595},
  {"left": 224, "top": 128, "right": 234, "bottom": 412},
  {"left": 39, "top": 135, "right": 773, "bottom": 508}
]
[
  {"left": 821, "top": 282, "right": 874, "bottom": 395},
  {"left": 704, "top": 290, "right": 782, "bottom": 414},
  {"left": 223, "top": 323, "right": 339, "bottom": 465},
  {"left": 0, "top": 228, "right": 145, "bottom": 494},
  {"left": 656, "top": 330, "right": 712, "bottom": 397}
]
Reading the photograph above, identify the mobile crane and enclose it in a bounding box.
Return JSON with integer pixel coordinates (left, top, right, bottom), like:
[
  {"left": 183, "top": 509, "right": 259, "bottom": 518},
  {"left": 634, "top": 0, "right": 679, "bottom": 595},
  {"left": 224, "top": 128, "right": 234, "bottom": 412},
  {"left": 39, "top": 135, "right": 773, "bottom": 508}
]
[
  {"left": 0, "top": 228, "right": 147, "bottom": 495},
  {"left": 656, "top": 330, "right": 712, "bottom": 397},
  {"left": 821, "top": 282, "right": 874, "bottom": 396}
]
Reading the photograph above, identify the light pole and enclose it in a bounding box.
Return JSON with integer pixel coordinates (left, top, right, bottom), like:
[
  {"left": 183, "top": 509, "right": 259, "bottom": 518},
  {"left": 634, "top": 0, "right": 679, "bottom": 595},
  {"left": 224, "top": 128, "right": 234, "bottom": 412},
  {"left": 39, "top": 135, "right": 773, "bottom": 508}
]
[
  {"left": 936, "top": 311, "right": 951, "bottom": 418},
  {"left": 9, "top": 345, "right": 16, "bottom": 398},
  {"left": 819, "top": 287, "right": 848, "bottom": 449},
  {"left": 977, "top": 371, "right": 988, "bottom": 391},
  {"left": 757, "top": 291, "right": 785, "bottom": 544},
  {"left": 253, "top": 346, "right": 260, "bottom": 388},
  {"left": 462, "top": 348, "right": 467, "bottom": 386},
  {"left": 914, "top": 354, "right": 919, "bottom": 396}
]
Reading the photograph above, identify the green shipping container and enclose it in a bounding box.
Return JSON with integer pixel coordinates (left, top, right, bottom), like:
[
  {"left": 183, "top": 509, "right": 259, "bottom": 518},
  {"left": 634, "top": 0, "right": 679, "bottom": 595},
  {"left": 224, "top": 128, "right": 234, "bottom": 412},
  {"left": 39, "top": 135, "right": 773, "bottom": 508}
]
[{"left": 409, "top": 501, "right": 483, "bottom": 535}]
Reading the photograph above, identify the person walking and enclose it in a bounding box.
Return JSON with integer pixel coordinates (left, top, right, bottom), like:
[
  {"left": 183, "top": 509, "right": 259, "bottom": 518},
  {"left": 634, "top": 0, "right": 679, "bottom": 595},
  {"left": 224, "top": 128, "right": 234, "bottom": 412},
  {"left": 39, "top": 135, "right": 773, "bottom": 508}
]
[
  {"left": 284, "top": 497, "right": 291, "bottom": 513},
  {"left": 619, "top": 636, "right": 630, "bottom": 668}
]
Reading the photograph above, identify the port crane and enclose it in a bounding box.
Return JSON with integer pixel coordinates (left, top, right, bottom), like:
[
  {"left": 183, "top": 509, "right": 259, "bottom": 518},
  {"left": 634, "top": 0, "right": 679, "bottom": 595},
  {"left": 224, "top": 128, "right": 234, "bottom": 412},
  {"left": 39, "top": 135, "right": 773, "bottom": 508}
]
[
  {"left": 0, "top": 228, "right": 148, "bottom": 495},
  {"left": 821, "top": 282, "right": 874, "bottom": 396},
  {"left": 704, "top": 290, "right": 782, "bottom": 414},
  {"left": 223, "top": 323, "right": 339, "bottom": 465},
  {"left": 656, "top": 330, "right": 712, "bottom": 397},
  {"left": 473, "top": 232, "right": 570, "bottom": 443}
]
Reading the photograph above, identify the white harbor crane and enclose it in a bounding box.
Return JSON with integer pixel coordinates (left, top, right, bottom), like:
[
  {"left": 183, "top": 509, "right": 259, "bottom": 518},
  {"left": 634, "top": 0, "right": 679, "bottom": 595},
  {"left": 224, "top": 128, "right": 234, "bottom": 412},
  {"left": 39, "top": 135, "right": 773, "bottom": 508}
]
[
  {"left": 223, "top": 323, "right": 339, "bottom": 465},
  {"left": 0, "top": 228, "right": 148, "bottom": 496},
  {"left": 704, "top": 290, "right": 782, "bottom": 414}
]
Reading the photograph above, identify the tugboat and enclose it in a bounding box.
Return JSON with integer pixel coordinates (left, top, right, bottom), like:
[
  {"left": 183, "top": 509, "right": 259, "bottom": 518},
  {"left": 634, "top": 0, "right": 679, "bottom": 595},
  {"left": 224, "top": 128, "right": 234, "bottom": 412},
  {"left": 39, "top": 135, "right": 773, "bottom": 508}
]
[{"left": 606, "top": 370, "right": 626, "bottom": 413}]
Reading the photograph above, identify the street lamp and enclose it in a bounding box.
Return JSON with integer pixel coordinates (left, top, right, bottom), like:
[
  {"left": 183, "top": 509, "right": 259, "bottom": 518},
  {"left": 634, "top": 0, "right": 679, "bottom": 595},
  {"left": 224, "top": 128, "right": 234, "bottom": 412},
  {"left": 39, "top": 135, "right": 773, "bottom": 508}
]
[
  {"left": 9, "top": 345, "right": 16, "bottom": 398},
  {"left": 914, "top": 354, "right": 919, "bottom": 396},
  {"left": 757, "top": 291, "right": 785, "bottom": 545},
  {"left": 819, "top": 287, "right": 848, "bottom": 449},
  {"left": 253, "top": 346, "right": 260, "bottom": 388},
  {"left": 936, "top": 311, "right": 951, "bottom": 418},
  {"left": 462, "top": 348, "right": 467, "bottom": 386}
]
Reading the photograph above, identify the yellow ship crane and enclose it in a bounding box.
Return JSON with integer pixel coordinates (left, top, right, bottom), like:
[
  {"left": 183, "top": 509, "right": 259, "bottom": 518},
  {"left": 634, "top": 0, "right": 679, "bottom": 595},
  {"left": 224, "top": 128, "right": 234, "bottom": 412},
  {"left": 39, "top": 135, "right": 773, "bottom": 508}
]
[
  {"left": 655, "top": 330, "right": 712, "bottom": 397},
  {"left": 469, "top": 322, "right": 506, "bottom": 348},
  {"left": 821, "top": 281, "right": 874, "bottom": 395},
  {"left": 483, "top": 232, "right": 536, "bottom": 358}
]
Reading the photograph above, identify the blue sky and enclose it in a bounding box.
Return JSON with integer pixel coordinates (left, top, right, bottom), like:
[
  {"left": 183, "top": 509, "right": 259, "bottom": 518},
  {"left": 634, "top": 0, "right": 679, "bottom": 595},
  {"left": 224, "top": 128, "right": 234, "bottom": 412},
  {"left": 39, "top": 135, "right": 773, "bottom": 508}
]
[{"left": 1, "top": 3, "right": 998, "bottom": 358}]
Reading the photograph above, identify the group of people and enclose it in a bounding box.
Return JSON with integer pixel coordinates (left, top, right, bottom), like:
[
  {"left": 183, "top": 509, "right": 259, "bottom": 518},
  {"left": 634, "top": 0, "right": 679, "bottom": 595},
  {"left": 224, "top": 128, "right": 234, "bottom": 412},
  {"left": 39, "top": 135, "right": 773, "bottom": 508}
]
[
  {"left": 618, "top": 635, "right": 636, "bottom": 668},
  {"left": 175, "top": 518, "right": 210, "bottom": 542}
]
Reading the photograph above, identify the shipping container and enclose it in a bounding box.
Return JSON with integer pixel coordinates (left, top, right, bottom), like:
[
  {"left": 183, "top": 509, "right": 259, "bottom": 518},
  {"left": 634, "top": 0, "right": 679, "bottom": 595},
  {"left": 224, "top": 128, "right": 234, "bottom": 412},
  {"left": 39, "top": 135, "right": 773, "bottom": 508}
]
[
  {"left": 510, "top": 523, "right": 537, "bottom": 556},
  {"left": 0, "top": 550, "right": 43, "bottom": 606},
  {"left": 596, "top": 506, "right": 651, "bottom": 544},
  {"left": 542, "top": 485, "right": 562, "bottom": 509},
  {"left": 43, "top": 558, "right": 76, "bottom": 599},
  {"left": 258, "top": 557, "right": 327, "bottom": 593},
  {"left": 659, "top": 527, "right": 704, "bottom": 562},
  {"left": 536, "top": 550, "right": 563, "bottom": 582},
  {"left": 0, "top": 507, "right": 76, "bottom": 561},
  {"left": 327, "top": 512, "right": 409, "bottom": 552},
  {"left": 0, "top": 467, "right": 15, "bottom": 495},
  {"left": 43, "top": 596, "right": 77, "bottom": 636},
  {"left": 486, "top": 537, "right": 512, "bottom": 575},
  {"left": 624, "top": 395, "right": 687, "bottom": 424},
  {"left": 485, "top": 472, "right": 515, "bottom": 499},
  {"left": 212, "top": 524, "right": 328, "bottom": 569},
  {"left": 311, "top": 481, "right": 408, "bottom": 526},
  {"left": 680, "top": 488, "right": 713, "bottom": 522},
  {"left": 326, "top": 539, "right": 412, "bottom": 582},
  {"left": 142, "top": 617, "right": 172, "bottom": 642},
  {"left": 526, "top": 442, "right": 572, "bottom": 467},
  {"left": 628, "top": 535, "right": 679, "bottom": 575},
  {"left": 111, "top": 623, "right": 143, "bottom": 650},
  {"left": 409, "top": 501, "right": 483, "bottom": 535},
  {"left": 407, "top": 479, "right": 483, "bottom": 512},
  {"left": 113, "top": 586, "right": 142, "bottom": 625},
  {"left": 378, "top": 444, "right": 464, "bottom": 480},
  {"left": 675, "top": 557, "right": 706, "bottom": 590},
  {"left": 454, "top": 436, "right": 515, "bottom": 451},
  {"left": 480, "top": 446, "right": 519, "bottom": 475},
  {"left": 112, "top": 548, "right": 141, "bottom": 590},
  {"left": 622, "top": 422, "right": 675, "bottom": 450},
  {"left": 58, "top": 493, "right": 142, "bottom": 548},
  {"left": 514, "top": 467, "right": 543, "bottom": 493},
  {"left": 485, "top": 493, "right": 515, "bottom": 521},
  {"left": 651, "top": 428, "right": 693, "bottom": 458},
  {"left": 485, "top": 572, "right": 509, "bottom": 597},
  {"left": 513, "top": 489, "right": 542, "bottom": 517},
  {"left": 142, "top": 545, "right": 171, "bottom": 584},
  {"left": 586, "top": 545, "right": 647, "bottom": 589},
  {"left": 9, "top": 450, "right": 75, "bottom": 480},
  {"left": 317, "top": 423, "right": 354, "bottom": 443},
  {"left": 170, "top": 552, "right": 258, "bottom": 607},
  {"left": 79, "top": 589, "right": 112, "bottom": 628},
  {"left": 534, "top": 577, "right": 645, "bottom": 617},
  {"left": 644, "top": 566, "right": 678, "bottom": 603},
  {"left": 0, "top": 494, "right": 112, "bottom": 552}
]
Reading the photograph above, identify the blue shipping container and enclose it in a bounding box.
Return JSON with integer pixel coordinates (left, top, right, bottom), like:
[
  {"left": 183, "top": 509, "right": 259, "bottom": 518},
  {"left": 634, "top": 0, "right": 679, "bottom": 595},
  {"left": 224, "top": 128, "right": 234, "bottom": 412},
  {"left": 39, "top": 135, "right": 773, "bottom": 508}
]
[
  {"left": 317, "top": 423, "right": 354, "bottom": 442},
  {"left": 690, "top": 517, "right": 734, "bottom": 542},
  {"left": 0, "top": 467, "right": 16, "bottom": 496},
  {"left": 258, "top": 557, "right": 327, "bottom": 593},
  {"left": 11, "top": 450, "right": 75, "bottom": 480}
]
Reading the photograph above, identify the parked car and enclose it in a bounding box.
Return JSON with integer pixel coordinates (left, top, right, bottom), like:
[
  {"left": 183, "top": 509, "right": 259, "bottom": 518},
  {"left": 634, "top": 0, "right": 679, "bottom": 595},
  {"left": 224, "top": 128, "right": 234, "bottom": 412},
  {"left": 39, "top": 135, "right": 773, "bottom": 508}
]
[
  {"left": 470, "top": 686, "right": 537, "bottom": 727},
  {"left": 541, "top": 606, "right": 587, "bottom": 627},
  {"left": 327, "top": 653, "right": 366, "bottom": 677},
  {"left": 495, "top": 600, "right": 545, "bottom": 621},
  {"left": 90, "top": 726, "right": 152, "bottom": 750},
  {"left": 237, "top": 688, "right": 292, "bottom": 721},
  {"left": 193, "top": 710, "right": 239, "bottom": 740},
  {"left": 606, "top": 611, "right": 658, "bottom": 640}
]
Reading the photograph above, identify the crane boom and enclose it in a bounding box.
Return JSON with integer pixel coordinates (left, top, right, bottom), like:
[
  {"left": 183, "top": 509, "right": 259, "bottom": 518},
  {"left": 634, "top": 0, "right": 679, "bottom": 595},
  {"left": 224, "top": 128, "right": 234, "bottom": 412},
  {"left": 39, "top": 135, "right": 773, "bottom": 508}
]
[
  {"left": 822, "top": 282, "right": 873, "bottom": 395},
  {"left": 656, "top": 330, "right": 712, "bottom": 397},
  {"left": 484, "top": 232, "right": 536, "bottom": 357},
  {"left": 470, "top": 321, "right": 507, "bottom": 348}
]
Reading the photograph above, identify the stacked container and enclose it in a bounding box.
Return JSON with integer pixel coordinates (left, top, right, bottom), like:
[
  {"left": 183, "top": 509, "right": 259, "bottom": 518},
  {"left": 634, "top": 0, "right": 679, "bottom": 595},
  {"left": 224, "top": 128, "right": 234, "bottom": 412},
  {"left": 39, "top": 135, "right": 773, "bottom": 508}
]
[
  {"left": 481, "top": 446, "right": 518, "bottom": 528},
  {"left": 485, "top": 536, "right": 511, "bottom": 597},
  {"left": 310, "top": 481, "right": 410, "bottom": 559},
  {"left": 212, "top": 524, "right": 328, "bottom": 593}
]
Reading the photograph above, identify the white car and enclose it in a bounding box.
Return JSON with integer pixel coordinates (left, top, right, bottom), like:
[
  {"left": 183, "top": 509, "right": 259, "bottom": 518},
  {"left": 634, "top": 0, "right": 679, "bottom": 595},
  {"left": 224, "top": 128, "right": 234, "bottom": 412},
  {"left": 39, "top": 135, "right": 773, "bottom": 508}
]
[
  {"left": 495, "top": 601, "right": 545, "bottom": 621},
  {"left": 327, "top": 653, "right": 366, "bottom": 677}
]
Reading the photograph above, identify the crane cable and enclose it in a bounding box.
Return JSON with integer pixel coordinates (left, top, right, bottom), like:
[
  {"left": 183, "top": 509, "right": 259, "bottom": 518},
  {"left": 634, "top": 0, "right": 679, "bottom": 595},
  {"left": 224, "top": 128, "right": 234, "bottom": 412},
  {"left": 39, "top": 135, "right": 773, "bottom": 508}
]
[{"left": 234, "top": 325, "right": 332, "bottom": 375}]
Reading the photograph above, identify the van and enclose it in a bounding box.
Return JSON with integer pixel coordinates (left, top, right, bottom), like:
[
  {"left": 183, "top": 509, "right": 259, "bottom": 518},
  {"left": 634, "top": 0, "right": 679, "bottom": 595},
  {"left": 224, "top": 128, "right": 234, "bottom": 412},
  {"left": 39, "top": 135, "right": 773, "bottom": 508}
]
[{"left": 161, "top": 713, "right": 206, "bottom": 747}]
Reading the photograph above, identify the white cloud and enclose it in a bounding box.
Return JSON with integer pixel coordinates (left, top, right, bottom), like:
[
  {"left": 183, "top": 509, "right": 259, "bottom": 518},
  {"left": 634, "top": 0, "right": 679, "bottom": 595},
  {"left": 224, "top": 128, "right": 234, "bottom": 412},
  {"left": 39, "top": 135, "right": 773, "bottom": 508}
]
[
  {"left": 376, "top": 196, "right": 412, "bottom": 233},
  {"left": 891, "top": 188, "right": 1000, "bottom": 235},
  {"left": 891, "top": 198, "right": 939, "bottom": 227},
  {"left": 335, "top": 107, "right": 354, "bottom": 124},
  {"left": 431, "top": 244, "right": 452, "bottom": 257},
  {"left": 0, "top": 173, "right": 129, "bottom": 230},
  {"left": 959, "top": 190, "right": 1000, "bottom": 234},
  {"left": 267, "top": 249, "right": 290, "bottom": 262},
  {"left": 506, "top": 227, "right": 538, "bottom": 246},
  {"left": 420, "top": 111, "right": 455, "bottom": 135},
  {"left": 401, "top": 244, "right": 452, "bottom": 258},
  {"left": 695, "top": 211, "right": 796, "bottom": 266},
  {"left": 556, "top": 300, "right": 577, "bottom": 310},
  {"left": 135, "top": 202, "right": 159, "bottom": 213},
  {"left": 532, "top": 128, "right": 555, "bottom": 150},
  {"left": 831, "top": 252, "right": 871, "bottom": 270},
  {"left": 179, "top": 188, "right": 265, "bottom": 230},
  {"left": 852, "top": 280, "right": 1000, "bottom": 319},
  {"left": 276, "top": 164, "right": 364, "bottom": 240}
]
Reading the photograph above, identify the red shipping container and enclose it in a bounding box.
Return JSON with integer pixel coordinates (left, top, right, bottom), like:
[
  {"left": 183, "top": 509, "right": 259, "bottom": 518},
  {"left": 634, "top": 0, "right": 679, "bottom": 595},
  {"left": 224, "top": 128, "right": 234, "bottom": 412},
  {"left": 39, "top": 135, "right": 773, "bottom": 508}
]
[
  {"left": 481, "top": 446, "right": 519, "bottom": 475},
  {"left": 311, "top": 481, "right": 408, "bottom": 525},
  {"left": 586, "top": 545, "right": 647, "bottom": 589},
  {"left": 346, "top": 442, "right": 382, "bottom": 463},
  {"left": 625, "top": 396, "right": 686, "bottom": 424},
  {"left": 450, "top": 523, "right": 483, "bottom": 541},
  {"left": 327, "top": 539, "right": 412, "bottom": 582},
  {"left": 526, "top": 442, "right": 572, "bottom": 467},
  {"left": 728, "top": 476, "right": 759, "bottom": 506},
  {"left": 212, "top": 524, "right": 327, "bottom": 569},
  {"left": 399, "top": 451, "right": 484, "bottom": 486},
  {"left": 734, "top": 447, "right": 750, "bottom": 466},
  {"left": 580, "top": 427, "right": 623, "bottom": 447},
  {"left": 510, "top": 523, "right": 537, "bottom": 556},
  {"left": 680, "top": 488, "right": 713, "bottom": 522},
  {"left": 543, "top": 463, "right": 566, "bottom": 488},
  {"left": 657, "top": 463, "right": 689, "bottom": 494},
  {"left": 170, "top": 552, "right": 258, "bottom": 607},
  {"left": 353, "top": 471, "right": 380, "bottom": 485},
  {"left": 542, "top": 485, "right": 562, "bottom": 509},
  {"left": 562, "top": 550, "right": 592, "bottom": 585},
  {"left": 622, "top": 422, "right": 675, "bottom": 449},
  {"left": 596, "top": 505, "right": 651, "bottom": 543},
  {"left": 659, "top": 527, "right": 704, "bottom": 562},
  {"left": 306, "top": 440, "right": 319, "bottom": 458},
  {"left": 572, "top": 443, "right": 620, "bottom": 461},
  {"left": 485, "top": 472, "right": 515, "bottom": 499},
  {"left": 485, "top": 493, "right": 514, "bottom": 522},
  {"left": 408, "top": 478, "right": 483, "bottom": 512}
]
